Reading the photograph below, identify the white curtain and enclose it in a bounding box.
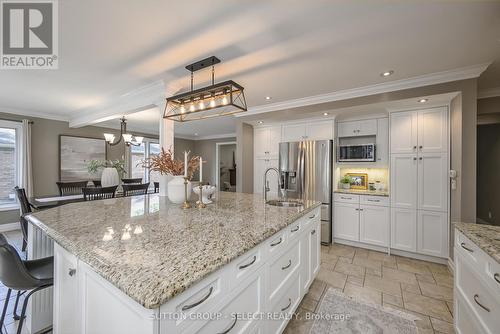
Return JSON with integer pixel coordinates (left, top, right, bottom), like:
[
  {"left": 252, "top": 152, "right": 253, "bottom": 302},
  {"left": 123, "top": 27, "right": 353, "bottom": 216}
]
[{"left": 21, "top": 119, "right": 33, "bottom": 197}]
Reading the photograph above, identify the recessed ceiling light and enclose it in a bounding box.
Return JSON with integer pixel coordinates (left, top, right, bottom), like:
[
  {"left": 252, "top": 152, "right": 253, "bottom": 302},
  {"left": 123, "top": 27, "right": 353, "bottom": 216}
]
[
  {"left": 418, "top": 98, "right": 428, "bottom": 103},
  {"left": 265, "top": 96, "right": 272, "bottom": 100},
  {"left": 323, "top": 112, "right": 329, "bottom": 116},
  {"left": 258, "top": 121, "right": 264, "bottom": 124},
  {"left": 381, "top": 70, "right": 394, "bottom": 77},
  {"left": 194, "top": 133, "right": 198, "bottom": 136}
]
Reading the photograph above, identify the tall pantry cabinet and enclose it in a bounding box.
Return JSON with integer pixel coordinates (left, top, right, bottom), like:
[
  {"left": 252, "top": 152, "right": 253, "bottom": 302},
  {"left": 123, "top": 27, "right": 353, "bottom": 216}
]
[{"left": 390, "top": 107, "right": 449, "bottom": 258}]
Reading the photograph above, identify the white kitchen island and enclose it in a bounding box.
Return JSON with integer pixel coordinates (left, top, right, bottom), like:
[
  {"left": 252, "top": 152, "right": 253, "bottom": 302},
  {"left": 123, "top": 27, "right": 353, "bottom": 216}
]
[{"left": 26, "top": 192, "right": 321, "bottom": 334}]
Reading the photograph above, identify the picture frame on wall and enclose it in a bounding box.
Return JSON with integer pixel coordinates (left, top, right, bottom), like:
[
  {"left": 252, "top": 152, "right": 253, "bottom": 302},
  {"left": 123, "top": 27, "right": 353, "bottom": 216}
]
[
  {"left": 59, "top": 135, "right": 107, "bottom": 182},
  {"left": 346, "top": 173, "right": 368, "bottom": 190}
]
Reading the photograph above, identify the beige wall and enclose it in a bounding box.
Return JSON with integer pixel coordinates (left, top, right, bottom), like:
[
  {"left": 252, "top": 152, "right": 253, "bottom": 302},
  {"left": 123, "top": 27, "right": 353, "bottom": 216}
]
[
  {"left": 236, "top": 122, "right": 254, "bottom": 193},
  {"left": 192, "top": 137, "right": 236, "bottom": 186}
]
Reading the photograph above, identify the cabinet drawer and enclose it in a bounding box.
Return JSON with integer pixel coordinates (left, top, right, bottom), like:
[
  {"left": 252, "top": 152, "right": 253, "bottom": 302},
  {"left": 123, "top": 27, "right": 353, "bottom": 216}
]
[
  {"left": 455, "top": 231, "right": 484, "bottom": 269},
  {"left": 334, "top": 193, "right": 360, "bottom": 204},
  {"left": 267, "top": 273, "right": 301, "bottom": 334},
  {"left": 268, "top": 239, "right": 301, "bottom": 300},
  {"left": 300, "top": 207, "right": 321, "bottom": 228},
  {"left": 229, "top": 247, "right": 263, "bottom": 290},
  {"left": 455, "top": 294, "right": 488, "bottom": 334},
  {"left": 360, "top": 195, "right": 389, "bottom": 207},
  {"left": 456, "top": 256, "right": 500, "bottom": 333},
  {"left": 266, "top": 229, "right": 287, "bottom": 257}
]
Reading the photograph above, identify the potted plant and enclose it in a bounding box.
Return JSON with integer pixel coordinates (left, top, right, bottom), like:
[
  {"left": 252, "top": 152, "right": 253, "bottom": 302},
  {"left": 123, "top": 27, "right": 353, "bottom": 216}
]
[
  {"left": 87, "top": 159, "right": 127, "bottom": 187},
  {"left": 141, "top": 148, "right": 200, "bottom": 203},
  {"left": 340, "top": 175, "right": 352, "bottom": 190}
]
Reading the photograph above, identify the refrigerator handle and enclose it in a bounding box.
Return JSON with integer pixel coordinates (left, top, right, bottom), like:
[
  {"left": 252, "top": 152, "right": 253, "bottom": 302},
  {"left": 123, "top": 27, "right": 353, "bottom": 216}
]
[{"left": 299, "top": 142, "right": 306, "bottom": 200}]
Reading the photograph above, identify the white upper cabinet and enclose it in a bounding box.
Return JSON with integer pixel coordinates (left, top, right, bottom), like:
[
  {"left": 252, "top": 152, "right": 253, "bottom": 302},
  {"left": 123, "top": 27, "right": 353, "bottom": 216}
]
[
  {"left": 417, "top": 107, "right": 448, "bottom": 153},
  {"left": 254, "top": 126, "right": 281, "bottom": 158},
  {"left": 390, "top": 111, "right": 418, "bottom": 154},
  {"left": 338, "top": 119, "right": 377, "bottom": 137},
  {"left": 418, "top": 153, "right": 448, "bottom": 212},
  {"left": 282, "top": 124, "right": 306, "bottom": 142},
  {"left": 282, "top": 120, "right": 334, "bottom": 142},
  {"left": 390, "top": 154, "right": 418, "bottom": 209},
  {"left": 376, "top": 118, "right": 389, "bottom": 165}
]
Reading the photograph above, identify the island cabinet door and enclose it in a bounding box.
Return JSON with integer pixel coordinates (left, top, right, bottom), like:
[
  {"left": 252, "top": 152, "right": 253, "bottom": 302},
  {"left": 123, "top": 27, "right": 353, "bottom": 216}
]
[
  {"left": 54, "top": 243, "right": 79, "bottom": 334},
  {"left": 309, "top": 221, "right": 321, "bottom": 279}
]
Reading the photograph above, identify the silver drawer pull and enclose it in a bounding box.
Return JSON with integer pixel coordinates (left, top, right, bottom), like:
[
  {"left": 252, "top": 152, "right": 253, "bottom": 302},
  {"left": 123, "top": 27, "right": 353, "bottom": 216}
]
[
  {"left": 494, "top": 273, "right": 500, "bottom": 284},
  {"left": 367, "top": 199, "right": 380, "bottom": 202},
  {"left": 340, "top": 196, "right": 351, "bottom": 200},
  {"left": 270, "top": 237, "right": 282, "bottom": 247},
  {"left": 239, "top": 256, "right": 256, "bottom": 270},
  {"left": 181, "top": 287, "right": 213, "bottom": 311},
  {"left": 281, "top": 298, "right": 292, "bottom": 312},
  {"left": 281, "top": 260, "right": 292, "bottom": 270},
  {"left": 461, "top": 242, "right": 474, "bottom": 253},
  {"left": 291, "top": 226, "right": 299, "bottom": 232},
  {"left": 473, "top": 294, "right": 490, "bottom": 312},
  {"left": 311, "top": 229, "right": 316, "bottom": 235},
  {"left": 68, "top": 268, "right": 76, "bottom": 276},
  {"left": 218, "top": 316, "right": 237, "bottom": 334},
  {"left": 309, "top": 214, "right": 317, "bottom": 219}
]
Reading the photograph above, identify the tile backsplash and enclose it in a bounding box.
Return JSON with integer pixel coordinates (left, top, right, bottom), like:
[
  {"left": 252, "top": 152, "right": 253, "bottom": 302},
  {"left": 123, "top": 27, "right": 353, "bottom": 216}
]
[{"left": 337, "top": 167, "right": 389, "bottom": 191}]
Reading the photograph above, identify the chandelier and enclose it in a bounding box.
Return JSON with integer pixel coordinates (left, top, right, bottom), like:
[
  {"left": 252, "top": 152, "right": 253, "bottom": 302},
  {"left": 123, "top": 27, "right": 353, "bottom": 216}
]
[
  {"left": 103, "top": 117, "right": 143, "bottom": 147},
  {"left": 163, "top": 56, "right": 247, "bottom": 122}
]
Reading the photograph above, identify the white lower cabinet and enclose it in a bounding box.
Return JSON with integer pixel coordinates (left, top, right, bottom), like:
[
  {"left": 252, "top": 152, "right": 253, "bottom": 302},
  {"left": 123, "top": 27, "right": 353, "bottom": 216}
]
[
  {"left": 390, "top": 208, "right": 417, "bottom": 252},
  {"left": 53, "top": 208, "right": 321, "bottom": 334},
  {"left": 359, "top": 205, "right": 389, "bottom": 247},
  {"left": 417, "top": 210, "right": 448, "bottom": 258},
  {"left": 333, "top": 202, "right": 359, "bottom": 241}
]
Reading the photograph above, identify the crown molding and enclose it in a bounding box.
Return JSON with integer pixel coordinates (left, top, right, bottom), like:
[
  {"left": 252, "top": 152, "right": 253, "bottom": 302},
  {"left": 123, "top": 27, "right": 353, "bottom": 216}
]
[
  {"left": 175, "top": 133, "right": 236, "bottom": 141},
  {"left": 69, "top": 80, "right": 165, "bottom": 128},
  {"left": 478, "top": 86, "right": 500, "bottom": 99},
  {"left": 239, "top": 63, "right": 490, "bottom": 117},
  {"left": 0, "top": 107, "right": 69, "bottom": 122}
]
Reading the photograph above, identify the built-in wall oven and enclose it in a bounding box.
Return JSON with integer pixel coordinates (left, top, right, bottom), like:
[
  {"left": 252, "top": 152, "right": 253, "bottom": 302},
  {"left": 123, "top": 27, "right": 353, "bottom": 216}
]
[{"left": 338, "top": 143, "right": 376, "bottom": 162}]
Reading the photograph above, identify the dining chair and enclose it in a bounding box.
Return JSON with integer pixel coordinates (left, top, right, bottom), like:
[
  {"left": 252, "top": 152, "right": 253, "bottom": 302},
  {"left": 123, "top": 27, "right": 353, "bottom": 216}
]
[
  {"left": 122, "top": 183, "right": 150, "bottom": 197},
  {"left": 92, "top": 180, "right": 101, "bottom": 187},
  {"left": 56, "top": 181, "right": 89, "bottom": 196},
  {"left": 154, "top": 182, "right": 159, "bottom": 193},
  {"left": 13, "top": 187, "right": 32, "bottom": 252},
  {"left": 0, "top": 234, "right": 53, "bottom": 334},
  {"left": 121, "top": 178, "right": 143, "bottom": 184},
  {"left": 82, "top": 186, "right": 118, "bottom": 201}
]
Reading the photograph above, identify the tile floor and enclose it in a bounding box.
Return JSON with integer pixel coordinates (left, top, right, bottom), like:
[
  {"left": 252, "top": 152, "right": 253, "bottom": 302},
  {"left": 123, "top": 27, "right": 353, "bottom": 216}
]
[{"left": 284, "top": 243, "right": 455, "bottom": 334}]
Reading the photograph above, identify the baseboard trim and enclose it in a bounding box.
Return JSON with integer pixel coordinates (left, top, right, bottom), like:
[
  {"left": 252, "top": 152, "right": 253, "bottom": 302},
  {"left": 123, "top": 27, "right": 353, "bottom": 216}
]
[{"left": 0, "top": 222, "right": 21, "bottom": 232}]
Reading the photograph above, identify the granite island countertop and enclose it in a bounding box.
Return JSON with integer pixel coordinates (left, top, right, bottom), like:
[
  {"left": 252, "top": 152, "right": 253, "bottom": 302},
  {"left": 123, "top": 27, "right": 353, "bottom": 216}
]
[
  {"left": 454, "top": 222, "right": 500, "bottom": 264},
  {"left": 26, "top": 192, "right": 320, "bottom": 309}
]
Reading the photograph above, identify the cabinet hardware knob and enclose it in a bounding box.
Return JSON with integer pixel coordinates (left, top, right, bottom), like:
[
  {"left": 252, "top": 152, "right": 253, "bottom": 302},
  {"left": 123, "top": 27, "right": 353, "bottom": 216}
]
[
  {"left": 359, "top": 209, "right": 364, "bottom": 211},
  {"left": 419, "top": 157, "right": 423, "bottom": 160},
  {"left": 291, "top": 226, "right": 299, "bottom": 232},
  {"left": 270, "top": 237, "right": 282, "bottom": 247},
  {"left": 68, "top": 268, "right": 76, "bottom": 276},
  {"left": 413, "top": 146, "right": 417, "bottom": 149},
  {"left": 281, "top": 260, "right": 292, "bottom": 270},
  {"left": 460, "top": 242, "right": 474, "bottom": 253},
  {"left": 413, "top": 157, "right": 417, "bottom": 161},
  {"left": 311, "top": 230, "right": 316, "bottom": 235},
  {"left": 281, "top": 298, "right": 292, "bottom": 312},
  {"left": 181, "top": 287, "right": 213, "bottom": 311},
  {"left": 218, "top": 316, "right": 237, "bottom": 334},
  {"left": 494, "top": 273, "right": 500, "bottom": 284},
  {"left": 238, "top": 256, "right": 257, "bottom": 270},
  {"left": 419, "top": 145, "right": 423, "bottom": 149},
  {"left": 217, "top": 316, "right": 237, "bottom": 334},
  {"left": 473, "top": 294, "right": 490, "bottom": 312}
]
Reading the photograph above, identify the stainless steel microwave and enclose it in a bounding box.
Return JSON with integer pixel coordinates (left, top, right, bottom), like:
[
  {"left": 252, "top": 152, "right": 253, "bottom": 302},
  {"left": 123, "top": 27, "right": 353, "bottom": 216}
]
[{"left": 338, "top": 144, "right": 376, "bottom": 162}]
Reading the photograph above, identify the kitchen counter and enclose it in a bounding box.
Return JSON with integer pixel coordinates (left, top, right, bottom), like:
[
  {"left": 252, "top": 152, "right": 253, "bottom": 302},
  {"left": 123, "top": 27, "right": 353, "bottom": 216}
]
[
  {"left": 26, "top": 192, "right": 321, "bottom": 309},
  {"left": 454, "top": 222, "right": 500, "bottom": 264},
  {"left": 334, "top": 189, "right": 389, "bottom": 197}
]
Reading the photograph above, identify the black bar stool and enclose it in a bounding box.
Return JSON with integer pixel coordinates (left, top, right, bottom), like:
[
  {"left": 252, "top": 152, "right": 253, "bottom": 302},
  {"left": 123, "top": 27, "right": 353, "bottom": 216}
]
[{"left": 0, "top": 234, "right": 53, "bottom": 334}]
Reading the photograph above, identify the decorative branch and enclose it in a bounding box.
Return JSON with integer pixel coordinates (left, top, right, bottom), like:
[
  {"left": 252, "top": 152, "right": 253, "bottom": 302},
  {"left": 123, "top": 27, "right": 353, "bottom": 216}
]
[{"left": 140, "top": 147, "right": 200, "bottom": 179}]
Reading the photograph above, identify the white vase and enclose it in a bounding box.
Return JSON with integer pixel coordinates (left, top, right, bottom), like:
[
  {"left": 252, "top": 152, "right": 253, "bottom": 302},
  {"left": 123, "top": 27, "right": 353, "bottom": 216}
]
[
  {"left": 101, "top": 167, "right": 119, "bottom": 187},
  {"left": 341, "top": 182, "right": 350, "bottom": 190},
  {"left": 168, "top": 176, "right": 191, "bottom": 204}
]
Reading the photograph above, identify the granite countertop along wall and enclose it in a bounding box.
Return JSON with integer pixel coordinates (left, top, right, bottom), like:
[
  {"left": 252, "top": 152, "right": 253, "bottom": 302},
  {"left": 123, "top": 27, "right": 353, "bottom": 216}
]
[
  {"left": 26, "top": 192, "right": 320, "bottom": 309},
  {"left": 454, "top": 222, "right": 500, "bottom": 263},
  {"left": 334, "top": 189, "right": 389, "bottom": 197}
]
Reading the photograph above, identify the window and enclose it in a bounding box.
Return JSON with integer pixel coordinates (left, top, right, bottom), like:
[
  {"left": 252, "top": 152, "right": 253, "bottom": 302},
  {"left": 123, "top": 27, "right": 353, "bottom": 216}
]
[
  {"left": 0, "top": 120, "right": 23, "bottom": 210},
  {"left": 129, "top": 139, "right": 160, "bottom": 188}
]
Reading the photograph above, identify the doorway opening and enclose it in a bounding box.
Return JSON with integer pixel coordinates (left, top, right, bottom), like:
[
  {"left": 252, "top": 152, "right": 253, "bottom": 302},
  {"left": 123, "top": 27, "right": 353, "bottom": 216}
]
[{"left": 216, "top": 142, "right": 237, "bottom": 192}]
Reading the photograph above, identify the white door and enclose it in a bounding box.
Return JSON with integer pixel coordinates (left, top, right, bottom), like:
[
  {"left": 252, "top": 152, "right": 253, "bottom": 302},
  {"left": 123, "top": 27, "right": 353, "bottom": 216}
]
[
  {"left": 282, "top": 123, "right": 306, "bottom": 142},
  {"left": 306, "top": 121, "right": 333, "bottom": 140},
  {"left": 54, "top": 244, "right": 79, "bottom": 334},
  {"left": 357, "top": 119, "right": 377, "bottom": 136},
  {"left": 390, "top": 154, "right": 418, "bottom": 209},
  {"left": 417, "top": 210, "right": 448, "bottom": 258},
  {"left": 417, "top": 107, "right": 448, "bottom": 153},
  {"left": 268, "top": 126, "right": 282, "bottom": 157},
  {"left": 376, "top": 118, "right": 389, "bottom": 165},
  {"left": 310, "top": 222, "right": 321, "bottom": 277},
  {"left": 333, "top": 202, "right": 359, "bottom": 241},
  {"left": 337, "top": 121, "right": 359, "bottom": 137},
  {"left": 254, "top": 128, "right": 269, "bottom": 159},
  {"left": 390, "top": 111, "right": 418, "bottom": 154},
  {"left": 391, "top": 208, "right": 417, "bottom": 252},
  {"left": 253, "top": 159, "right": 266, "bottom": 194},
  {"left": 359, "top": 205, "right": 389, "bottom": 247},
  {"left": 300, "top": 226, "right": 311, "bottom": 294},
  {"left": 418, "top": 153, "right": 448, "bottom": 212}
]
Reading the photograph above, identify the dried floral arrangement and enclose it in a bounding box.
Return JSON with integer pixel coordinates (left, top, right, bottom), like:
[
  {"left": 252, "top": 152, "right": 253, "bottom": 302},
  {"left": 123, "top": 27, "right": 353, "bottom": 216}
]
[{"left": 140, "top": 147, "right": 200, "bottom": 179}]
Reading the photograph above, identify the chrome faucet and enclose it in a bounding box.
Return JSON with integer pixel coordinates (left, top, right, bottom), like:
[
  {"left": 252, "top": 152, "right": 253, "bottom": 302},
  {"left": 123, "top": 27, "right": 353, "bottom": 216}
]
[{"left": 264, "top": 167, "right": 282, "bottom": 202}]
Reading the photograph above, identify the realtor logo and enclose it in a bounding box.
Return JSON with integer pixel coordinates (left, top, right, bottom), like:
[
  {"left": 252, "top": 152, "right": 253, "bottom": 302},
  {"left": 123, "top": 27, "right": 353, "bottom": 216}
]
[{"left": 1, "top": 0, "right": 58, "bottom": 69}]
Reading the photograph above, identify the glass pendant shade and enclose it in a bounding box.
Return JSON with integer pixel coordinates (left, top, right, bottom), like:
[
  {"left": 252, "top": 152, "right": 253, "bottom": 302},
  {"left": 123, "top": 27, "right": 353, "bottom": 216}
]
[
  {"left": 134, "top": 136, "right": 144, "bottom": 145},
  {"left": 104, "top": 133, "right": 115, "bottom": 143},
  {"left": 122, "top": 133, "right": 133, "bottom": 143}
]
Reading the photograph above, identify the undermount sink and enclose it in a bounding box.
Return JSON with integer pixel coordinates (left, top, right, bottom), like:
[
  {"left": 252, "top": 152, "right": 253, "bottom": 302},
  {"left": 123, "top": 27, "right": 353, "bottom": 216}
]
[{"left": 266, "top": 199, "right": 304, "bottom": 207}]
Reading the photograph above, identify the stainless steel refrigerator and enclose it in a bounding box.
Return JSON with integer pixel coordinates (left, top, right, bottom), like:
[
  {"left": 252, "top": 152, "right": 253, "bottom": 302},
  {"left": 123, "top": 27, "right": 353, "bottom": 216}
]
[{"left": 279, "top": 140, "right": 333, "bottom": 244}]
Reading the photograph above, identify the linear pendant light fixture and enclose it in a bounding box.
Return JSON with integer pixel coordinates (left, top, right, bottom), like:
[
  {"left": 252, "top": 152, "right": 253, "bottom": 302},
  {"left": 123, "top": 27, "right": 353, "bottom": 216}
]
[{"left": 163, "top": 56, "right": 247, "bottom": 122}]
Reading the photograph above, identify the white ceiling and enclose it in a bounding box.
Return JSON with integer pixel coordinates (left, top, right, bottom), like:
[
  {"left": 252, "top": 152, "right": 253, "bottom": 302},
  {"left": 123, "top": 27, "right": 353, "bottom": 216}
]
[{"left": 2, "top": 1, "right": 500, "bottom": 133}]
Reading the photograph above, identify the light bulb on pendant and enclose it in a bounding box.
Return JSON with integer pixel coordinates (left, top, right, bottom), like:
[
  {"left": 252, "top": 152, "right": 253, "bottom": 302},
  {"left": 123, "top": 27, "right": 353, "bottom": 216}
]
[
  {"left": 180, "top": 103, "right": 186, "bottom": 114},
  {"left": 209, "top": 96, "right": 216, "bottom": 108},
  {"left": 221, "top": 95, "right": 228, "bottom": 105},
  {"left": 198, "top": 100, "right": 205, "bottom": 110},
  {"left": 189, "top": 102, "right": 195, "bottom": 112}
]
